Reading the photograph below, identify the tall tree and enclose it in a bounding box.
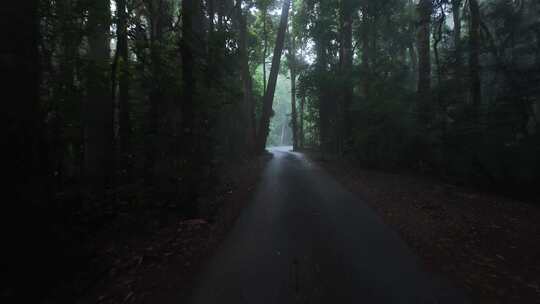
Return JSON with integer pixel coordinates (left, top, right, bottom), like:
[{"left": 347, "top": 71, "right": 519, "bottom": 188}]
[
  {"left": 316, "top": 37, "right": 331, "bottom": 152},
  {"left": 114, "top": 0, "right": 132, "bottom": 180},
  {"left": 3, "top": 0, "right": 45, "bottom": 202},
  {"left": 257, "top": 0, "right": 292, "bottom": 153},
  {"left": 258, "top": 0, "right": 274, "bottom": 95},
  {"left": 433, "top": 2, "right": 446, "bottom": 88},
  {"left": 263, "top": 6, "right": 268, "bottom": 95},
  {"left": 236, "top": 0, "right": 257, "bottom": 153},
  {"left": 181, "top": 0, "right": 209, "bottom": 212},
  {"left": 288, "top": 29, "right": 298, "bottom": 150},
  {"left": 339, "top": 0, "right": 354, "bottom": 152},
  {"left": 54, "top": 0, "right": 83, "bottom": 186},
  {"left": 2, "top": 1, "right": 53, "bottom": 297},
  {"left": 299, "top": 94, "right": 305, "bottom": 149},
  {"left": 451, "top": 0, "right": 464, "bottom": 106},
  {"left": 360, "top": 4, "right": 371, "bottom": 98},
  {"left": 417, "top": 0, "right": 432, "bottom": 123},
  {"left": 469, "top": 0, "right": 482, "bottom": 119},
  {"left": 181, "top": 0, "right": 197, "bottom": 208},
  {"left": 85, "top": 0, "right": 113, "bottom": 195},
  {"left": 451, "top": 0, "right": 463, "bottom": 72},
  {"left": 144, "top": 0, "right": 165, "bottom": 186}
]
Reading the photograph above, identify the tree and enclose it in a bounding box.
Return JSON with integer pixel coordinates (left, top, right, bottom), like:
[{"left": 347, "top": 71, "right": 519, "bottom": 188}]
[
  {"left": 288, "top": 29, "right": 298, "bottom": 150},
  {"left": 451, "top": 0, "right": 463, "bottom": 73},
  {"left": 236, "top": 0, "right": 257, "bottom": 153},
  {"left": 339, "top": 0, "right": 354, "bottom": 152},
  {"left": 257, "top": 0, "right": 292, "bottom": 153},
  {"left": 181, "top": 0, "right": 204, "bottom": 212},
  {"left": 144, "top": 0, "right": 166, "bottom": 187},
  {"left": 417, "top": 0, "right": 432, "bottom": 124},
  {"left": 85, "top": 0, "right": 113, "bottom": 195},
  {"left": 2, "top": 1, "right": 54, "bottom": 298},
  {"left": 469, "top": 0, "right": 482, "bottom": 120},
  {"left": 114, "top": 0, "right": 132, "bottom": 180},
  {"left": 3, "top": 0, "right": 45, "bottom": 203},
  {"left": 263, "top": 5, "right": 269, "bottom": 95},
  {"left": 360, "top": 3, "right": 371, "bottom": 98},
  {"left": 299, "top": 94, "right": 305, "bottom": 148}
]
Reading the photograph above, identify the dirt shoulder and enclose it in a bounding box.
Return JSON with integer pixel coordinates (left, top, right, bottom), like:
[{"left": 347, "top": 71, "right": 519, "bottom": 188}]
[
  {"left": 307, "top": 153, "right": 540, "bottom": 304},
  {"left": 41, "top": 155, "right": 270, "bottom": 304}
]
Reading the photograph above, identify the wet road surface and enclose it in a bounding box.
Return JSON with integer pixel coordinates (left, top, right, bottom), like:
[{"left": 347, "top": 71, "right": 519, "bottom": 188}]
[{"left": 190, "top": 147, "right": 468, "bottom": 303}]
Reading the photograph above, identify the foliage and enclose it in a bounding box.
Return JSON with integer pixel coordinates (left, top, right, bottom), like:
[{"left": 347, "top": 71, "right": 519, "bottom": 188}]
[{"left": 292, "top": 0, "right": 540, "bottom": 195}]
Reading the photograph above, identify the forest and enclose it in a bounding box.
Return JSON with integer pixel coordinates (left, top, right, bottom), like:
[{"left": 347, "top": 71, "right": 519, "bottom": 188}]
[{"left": 2, "top": 0, "right": 540, "bottom": 303}]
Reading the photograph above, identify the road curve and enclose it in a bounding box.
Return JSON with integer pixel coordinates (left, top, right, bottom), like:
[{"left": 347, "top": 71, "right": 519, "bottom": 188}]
[{"left": 190, "top": 147, "right": 468, "bottom": 304}]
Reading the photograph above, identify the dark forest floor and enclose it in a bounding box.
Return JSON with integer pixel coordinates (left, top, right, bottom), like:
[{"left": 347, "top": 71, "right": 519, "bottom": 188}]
[
  {"left": 37, "top": 154, "right": 271, "bottom": 304},
  {"left": 306, "top": 152, "right": 540, "bottom": 304}
]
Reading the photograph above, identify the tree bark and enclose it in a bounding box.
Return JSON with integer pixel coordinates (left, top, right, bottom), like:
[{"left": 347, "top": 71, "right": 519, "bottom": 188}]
[
  {"left": 317, "top": 40, "right": 331, "bottom": 153},
  {"left": 1, "top": 2, "right": 55, "bottom": 293},
  {"left": 208, "top": 0, "right": 215, "bottom": 33},
  {"left": 236, "top": 0, "right": 256, "bottom": 153},
  {"left": 144, "top": 1, "right": 164, "bottom": 187},
  {"left": 469, "top": 0, "right": 482, "bottom": 119},
  {"left": 181, "top": 0, "right": 209, "bottom": 213},
  {"left": 417, "top": 0, "right": 432, "bottom": 123},
  {"left": 54, "top": 0, "right": 80, "bottom": 186},
  {"left": 289, "top": 32, "right": 298, "bottom": 150},
  {"left": 451, "top": 0, "right": 464, "bottom": 112},
  {"left": 452, "top": 0, "right": 463, "bottom": 73},
  {"left": 287, "top": 9, "right": 298, "bottom": 151},
  {"left": 256, "top": 0, "right": 292, "bottom": 153},
  {"left": 2, "top": 0, "right": 46, "bottom": 203},
  {"left": 409, "top": 43, "right": 418, "bottom": 85},
  {"left": 300, "top": 95, "right": 305, "bottom": 148},
  {"left": 116, "top": 0, "right": 131, "bottom": 181},
  {"left": 182, "top": 0, "right": 195, "bottom": 123},
  {"left": 85, "top": 0, "right": 112, "bottom": 196},
  {"left": 181, "top": 0, "right": 197, "bottom": 208},
  {"left": 361, "top": 7, "right": 370, "bottom": 98},
  {"left": 263, "top": 8, "right": 268, "bottom": 95},
  {"left": 434, "top": 7, "right": 445, "bottom": 88},
  {"left": 340, "top": 0, "right": 353, "bottom": 153}
]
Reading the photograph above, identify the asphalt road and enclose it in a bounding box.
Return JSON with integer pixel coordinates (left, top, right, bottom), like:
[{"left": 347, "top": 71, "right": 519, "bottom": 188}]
[{"left": 190, "top": 147, "right": 468, "bottom": 303}]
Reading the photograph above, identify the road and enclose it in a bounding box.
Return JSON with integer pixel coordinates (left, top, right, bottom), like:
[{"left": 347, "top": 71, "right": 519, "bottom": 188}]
[{"left": 190, "top": 147, "right": 468, "bottom": 303}]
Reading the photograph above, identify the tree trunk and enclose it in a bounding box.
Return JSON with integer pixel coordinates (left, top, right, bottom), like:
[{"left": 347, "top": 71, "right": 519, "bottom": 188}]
[
  {"left": 469, "top": 0, "right": 482, "bottom": 119},
  {"left": 409, "top": 43, "right": 418, "bottom": 86},
  {"left": 452, "top": 0, "right": 462, "bottom": 73},
  {"left": 263, "top": 8, "right": 268, "bottom": 95},
  {"left": 300, "top": 95, "right": 305, "bottom": 148},
  {"left": 256, "top": 0, "right": 292, "bottom": 153},
  {"left": 288, "top": 24, "right": 298, "bottom": 150},
  {"left": 181, "top": 0, "right": 209, "bottom": 213},
  {"left": 182, "top": 0, "right": 195, "bottom": 124},
  {"left": 144, "top": 1, "right": 165, "bottom": 187},
  {"left": 451, "top": 0, "right": 464, "bottom": 113},
  {"left": 417, "top": 0, "right": 432, "bottom": 124},
  {"left": 290, "top": 57, "right": 298, "bottom": 150},
  {"left": 434, "top": 8, "right": 444, "bottom": 88},
  {"left": 2, "top": 2, "right": 56, "bottom": 294},
  {"left": 317, "top": 40, "right": 331, "bottom": 153},
  {"left": 85, "top": 0, "right": 112, "bottom": 196},
  {"left": 2, "top": 0, "right": 46, "bottom": 204},
  {"left": 236, "top": 0, "right": 256, "bottom": 153},
  {"left": 55, "top": 0, "right": 80, "bottom": 187},
  {"left": 208, "top": 0, "right": 215, "bottom": 33},
  {"left": 116, "top": 0, "right": 131, "bottom": 181},
  {"left": 181, "top": 0, "right": 197, "bottom": 208},
  {"left": 280, "top": 122, "right": 286, "bottom": 146},
  {"left": 361, "top": 7, "right": 370, "bottom": 98},
  {"left": 340, "top": 0, "right": 353, "bottom": 153}
]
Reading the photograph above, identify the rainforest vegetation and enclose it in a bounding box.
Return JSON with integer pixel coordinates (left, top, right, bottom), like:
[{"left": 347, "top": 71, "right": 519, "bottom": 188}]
[{"left": 2, "top": 0, "right": 539, "bottom": 302}]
